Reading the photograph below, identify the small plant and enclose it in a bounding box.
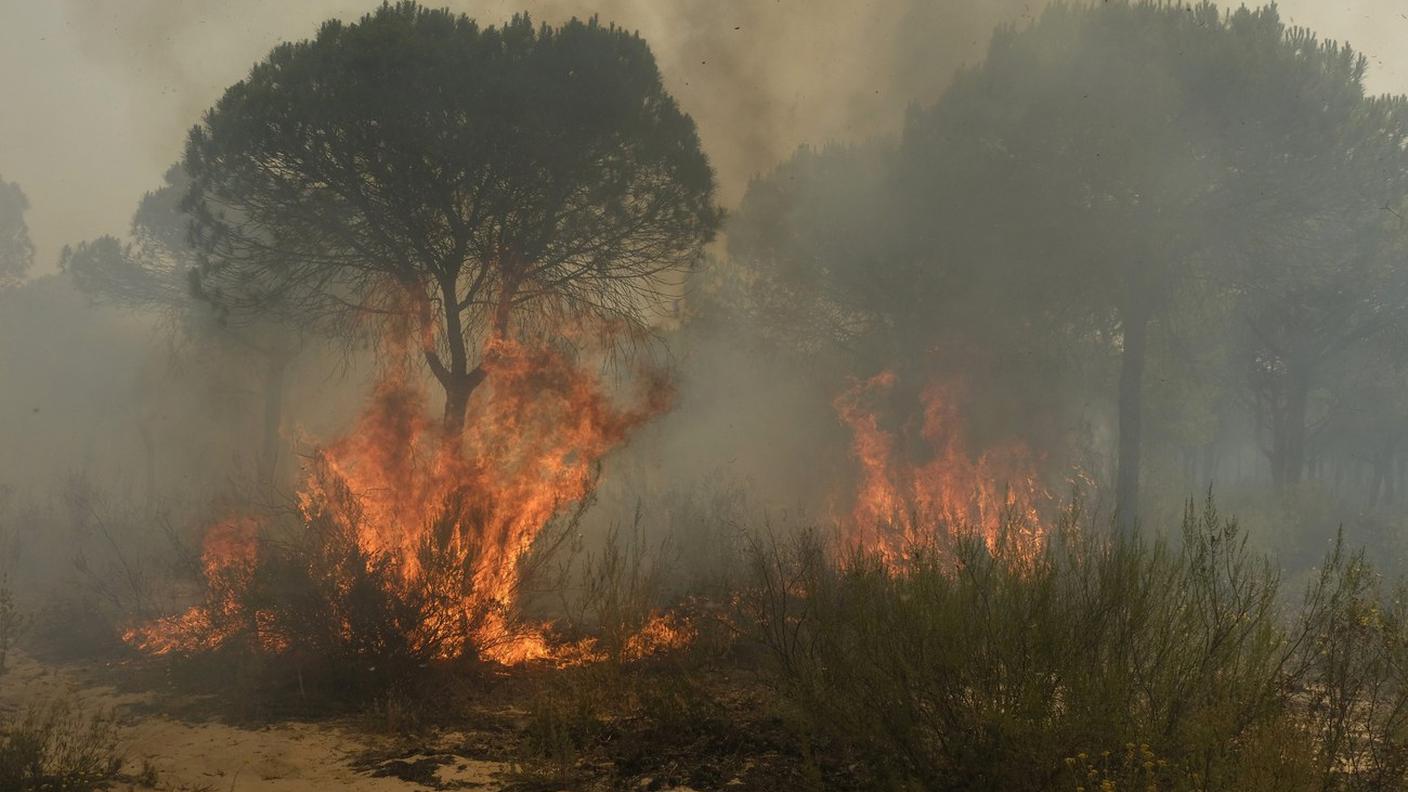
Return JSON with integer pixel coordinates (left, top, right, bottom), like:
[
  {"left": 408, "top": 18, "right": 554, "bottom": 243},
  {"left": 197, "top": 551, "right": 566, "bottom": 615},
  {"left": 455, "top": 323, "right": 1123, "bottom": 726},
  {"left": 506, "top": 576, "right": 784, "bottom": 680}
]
[
  {"left": 559, "top": 514, "right": 675, "bottom": 665},
  {"left": 1061, "top": 744, "right": 1169, "bottom": 791},
  {"left": 0, "top": 573, "right": 27, "bottom": 673},
  {"left": 512, "top": 675, "right": 603, "bottom": 786},
  {"left": 0, "top": 698, "right": 123, "bottom": 791}
]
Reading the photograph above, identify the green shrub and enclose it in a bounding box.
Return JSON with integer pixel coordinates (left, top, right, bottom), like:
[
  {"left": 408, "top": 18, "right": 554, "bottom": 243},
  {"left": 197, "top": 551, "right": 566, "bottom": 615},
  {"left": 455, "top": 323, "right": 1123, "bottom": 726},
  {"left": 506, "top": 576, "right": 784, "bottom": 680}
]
[{"left": 742, "top": 497, "right": 1408, "bottom": 791}]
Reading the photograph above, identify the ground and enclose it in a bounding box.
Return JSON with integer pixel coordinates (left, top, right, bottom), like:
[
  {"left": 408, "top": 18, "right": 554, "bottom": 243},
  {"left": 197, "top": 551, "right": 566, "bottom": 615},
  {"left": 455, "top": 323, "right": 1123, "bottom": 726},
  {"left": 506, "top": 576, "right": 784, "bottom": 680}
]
[
  {"left": 0, "top": 648, "right": 857, "bottom": 791},
  {"left": 0, "top": 650, "right": 502, "bottom": 790}
]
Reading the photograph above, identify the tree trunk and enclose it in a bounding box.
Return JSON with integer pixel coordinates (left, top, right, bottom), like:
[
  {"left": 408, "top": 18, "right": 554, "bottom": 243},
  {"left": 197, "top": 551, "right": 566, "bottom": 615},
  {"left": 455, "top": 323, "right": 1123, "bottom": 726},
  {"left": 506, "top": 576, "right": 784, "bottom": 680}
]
[
  {"left": 440, "top": 366, "right": 486, "bottom": 436},
  {"left": 257, "top": 350, "right": 290, "bottom": 489},
  {"left": 1280, "top": 371, "right": 1310, "bottom": 490},
  {"left": 1116, "top": 304, "right": 1150, "bottom": 536}
]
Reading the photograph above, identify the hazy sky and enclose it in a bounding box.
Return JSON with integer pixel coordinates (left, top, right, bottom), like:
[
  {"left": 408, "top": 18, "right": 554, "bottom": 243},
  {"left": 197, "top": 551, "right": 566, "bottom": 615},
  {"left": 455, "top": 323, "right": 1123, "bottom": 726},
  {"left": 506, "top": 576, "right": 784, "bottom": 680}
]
[{"left": 1, "top": 1, "right": 1405, "bottom": 275}]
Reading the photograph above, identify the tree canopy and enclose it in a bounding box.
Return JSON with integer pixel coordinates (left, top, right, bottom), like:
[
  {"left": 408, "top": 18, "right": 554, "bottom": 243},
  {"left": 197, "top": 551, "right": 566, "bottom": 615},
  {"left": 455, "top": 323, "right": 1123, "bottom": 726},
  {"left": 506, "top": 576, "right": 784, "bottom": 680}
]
[
  {"left": 63, "top": 164, "right": 305, "bottom": 487},
  {"left": 184, "top": 2, "right": 721, "bottom": 430},
  {"left": 63, "top": 165, "right": 198, "bottom": 316},
  {"left": 0, "top": 176, "right": 33, "bottom": 288},
  {"left": 730, "top": 1, "right": 1408, "bottom": 530}
]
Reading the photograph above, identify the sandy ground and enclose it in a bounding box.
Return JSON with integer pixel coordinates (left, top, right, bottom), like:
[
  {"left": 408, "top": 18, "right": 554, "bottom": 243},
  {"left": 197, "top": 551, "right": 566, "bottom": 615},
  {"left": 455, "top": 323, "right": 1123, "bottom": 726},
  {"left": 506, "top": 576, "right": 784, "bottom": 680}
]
[{"left": 0, "top": 650, "right": 510, "bottom": 791}]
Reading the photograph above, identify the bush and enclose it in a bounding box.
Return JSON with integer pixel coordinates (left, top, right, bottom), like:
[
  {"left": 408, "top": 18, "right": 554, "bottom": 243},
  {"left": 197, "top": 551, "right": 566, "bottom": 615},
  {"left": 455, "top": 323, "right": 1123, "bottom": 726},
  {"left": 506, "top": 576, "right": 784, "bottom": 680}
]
[
  {"left": 141, "top": 464, "right": 595, "bottom": 711},
  {"left": 742, "top": 497, "right": 1408, "bottom": 791},
  {"left": 0, "top": 699, "right": 123, "bottom": 791}
]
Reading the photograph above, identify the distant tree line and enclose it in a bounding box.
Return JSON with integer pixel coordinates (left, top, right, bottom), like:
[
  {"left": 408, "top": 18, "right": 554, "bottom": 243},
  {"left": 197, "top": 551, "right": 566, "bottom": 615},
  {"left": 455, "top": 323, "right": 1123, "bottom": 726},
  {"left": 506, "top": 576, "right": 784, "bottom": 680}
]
[{"left": 730, "top": 1, "right": 1408, "bottom": 530}]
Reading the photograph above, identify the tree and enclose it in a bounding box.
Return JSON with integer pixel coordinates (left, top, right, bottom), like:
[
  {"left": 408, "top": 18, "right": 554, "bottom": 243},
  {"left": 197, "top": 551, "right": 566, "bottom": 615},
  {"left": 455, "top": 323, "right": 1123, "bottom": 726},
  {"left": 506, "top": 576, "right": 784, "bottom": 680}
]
[
  {"left": 729, "top": 139, "right": 1096, "bottom": 477},
  {"left": 1219, "top": 39, "right": 1408, "bottom": 490},
  {"left": 1315, "top": 321, "right": 1408, "bottom": 508},
  {"left": 183, "top": 3, "right": 721, "bottom": 433},
  {"left": 63, "top": 165, "right": 303, "bottom": 489},
  {"left": 0, "top": 177, "right": 33, "bottom": 288},
  {"left": 730, "top": 2, "right": 1408, "bottom": 531},
  {"left": 897, "top": 2, "right": 1408, "bottom": 530},
  {"left": 910, "top": 2, "right": 1255, "bottom": 532},
  {"left": 729, "top": 142, "right": 903, "bottom": 359}
]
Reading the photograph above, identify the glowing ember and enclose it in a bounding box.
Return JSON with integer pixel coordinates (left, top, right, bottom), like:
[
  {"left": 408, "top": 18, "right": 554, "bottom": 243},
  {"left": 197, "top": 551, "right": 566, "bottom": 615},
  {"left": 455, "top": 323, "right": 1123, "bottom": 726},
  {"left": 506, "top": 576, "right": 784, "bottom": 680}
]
[{"left": 833, "top": 370, "right": 1048, "bottom": 563}]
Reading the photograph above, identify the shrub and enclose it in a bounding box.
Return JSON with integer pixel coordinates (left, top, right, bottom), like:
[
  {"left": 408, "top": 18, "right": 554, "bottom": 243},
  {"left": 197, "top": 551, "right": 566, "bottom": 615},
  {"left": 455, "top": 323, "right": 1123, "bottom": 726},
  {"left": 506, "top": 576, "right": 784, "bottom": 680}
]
[
  {"left": 0, "top": 698, "right": 123, "bottom": 791},
  {"left": 742, "top": 497, "right": 1408, "bottom": 790},
  {"left": 555, "top": 516, "right": 674, "bottom": 665},
  {"left": 144, "top": 465, "right": 594, "bottom": 710}
]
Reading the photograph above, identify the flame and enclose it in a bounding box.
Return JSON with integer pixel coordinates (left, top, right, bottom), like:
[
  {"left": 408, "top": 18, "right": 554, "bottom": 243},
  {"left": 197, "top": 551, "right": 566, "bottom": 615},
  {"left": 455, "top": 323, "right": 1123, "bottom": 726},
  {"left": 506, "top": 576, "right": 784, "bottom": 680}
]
[
  {"left": 546, "top": 609, "right": 700, "bottom": 666},
  {"left": 127, "top": 335, "right": 674, "bottom": 665},
  {"left": 308, "top": 336, "right": 671, "bottom": 662},
  {"left": 123, "top": 517, "right": 262, "bottom": 655},
  {"left": 622, "top": 609, "right": 698, "bottom": 660},
  {"left": 834, "top": 370, "right": 1048, "bottom": 564}
]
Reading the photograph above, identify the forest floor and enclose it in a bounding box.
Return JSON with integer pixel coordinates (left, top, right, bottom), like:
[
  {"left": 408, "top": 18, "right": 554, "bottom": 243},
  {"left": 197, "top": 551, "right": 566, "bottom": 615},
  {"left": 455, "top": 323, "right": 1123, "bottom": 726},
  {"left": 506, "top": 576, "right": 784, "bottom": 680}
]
[
  {"left": 0, "top": 648, "right": 849, "bottom": 791},
  {"left": 0, "top": 650, "right": 507, "bottom": 790}
]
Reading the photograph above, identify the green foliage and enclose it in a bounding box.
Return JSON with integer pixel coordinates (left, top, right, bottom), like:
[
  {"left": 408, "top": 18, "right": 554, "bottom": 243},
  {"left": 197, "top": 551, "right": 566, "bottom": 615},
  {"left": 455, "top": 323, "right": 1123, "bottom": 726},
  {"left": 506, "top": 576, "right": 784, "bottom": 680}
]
[
  {"left": 743, "top": 499, "right": 1408, "bottom": 790},
  {"left": 184, "top": 1, "right": 722, "bottom": 429},
  {"left": 60, "top": 165, "right": 201, "bottom": 317}
]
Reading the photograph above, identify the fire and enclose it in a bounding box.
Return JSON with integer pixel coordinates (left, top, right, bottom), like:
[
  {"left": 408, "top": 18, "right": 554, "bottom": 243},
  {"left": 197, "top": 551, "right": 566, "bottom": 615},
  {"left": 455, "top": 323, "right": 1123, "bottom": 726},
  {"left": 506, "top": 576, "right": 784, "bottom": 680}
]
[
  {"left": 834, "top": 370, "right": 1048, "bottom": 564},
  {"left": 124, "top": 517, "right": 262, "bottom": 655},
  {"left": 127, "top": 335, "right": 674, "bottom": 665},
  {"left": 622, "top": 609, "right": 698, "bottom": 661}
]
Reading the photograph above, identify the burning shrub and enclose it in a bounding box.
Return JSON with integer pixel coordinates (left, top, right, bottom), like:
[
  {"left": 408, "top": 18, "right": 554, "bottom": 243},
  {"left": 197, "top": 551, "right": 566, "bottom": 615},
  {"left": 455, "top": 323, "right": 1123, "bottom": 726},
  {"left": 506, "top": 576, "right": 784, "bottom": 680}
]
[
  {"left": 126, "top": 466, "right": 589, "bottom": 704},
  {"left": 834, "top": 370, "right": 1051, "bottom": 564},
  {"left": 242, "top": 496, "right": 475, "bottom": 697},
  {"left": 556, "top": 519, "right": 677, "bottom": 665},
  {"left": 743, "top": 497, "right": 1408, "bottom": 790},
  {"left": 123, "top": 331, "right": 675, "bottom": 702}
]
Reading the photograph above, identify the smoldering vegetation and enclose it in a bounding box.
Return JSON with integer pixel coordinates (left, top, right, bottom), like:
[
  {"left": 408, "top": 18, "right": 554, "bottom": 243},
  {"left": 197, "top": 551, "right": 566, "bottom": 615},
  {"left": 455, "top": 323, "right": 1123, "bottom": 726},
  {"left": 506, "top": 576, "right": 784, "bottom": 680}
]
[{"left": 6, "top": 1, "right": 1408, "bottom": 790}]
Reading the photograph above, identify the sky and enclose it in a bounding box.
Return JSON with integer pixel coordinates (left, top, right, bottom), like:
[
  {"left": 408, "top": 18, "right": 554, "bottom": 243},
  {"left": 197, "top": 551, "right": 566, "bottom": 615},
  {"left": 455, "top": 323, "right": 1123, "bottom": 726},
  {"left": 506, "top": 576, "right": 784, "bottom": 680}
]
[{"left": 1, "top": 0, "right": 1406, "bottom": 276}]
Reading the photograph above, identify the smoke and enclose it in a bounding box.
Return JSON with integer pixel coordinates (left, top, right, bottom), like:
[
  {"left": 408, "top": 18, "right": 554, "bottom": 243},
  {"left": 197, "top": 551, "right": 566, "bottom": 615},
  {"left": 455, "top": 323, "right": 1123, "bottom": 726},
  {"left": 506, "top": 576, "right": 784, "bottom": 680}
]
[
  {"left": 0, "top": 0, "right": 1036, "bottom": 274},
  {"left": 3, "top": 2, "right": 1404, "bottom": 272},
  {"left": 4, "top": 0, "right": 1408, "bottom": 631}
]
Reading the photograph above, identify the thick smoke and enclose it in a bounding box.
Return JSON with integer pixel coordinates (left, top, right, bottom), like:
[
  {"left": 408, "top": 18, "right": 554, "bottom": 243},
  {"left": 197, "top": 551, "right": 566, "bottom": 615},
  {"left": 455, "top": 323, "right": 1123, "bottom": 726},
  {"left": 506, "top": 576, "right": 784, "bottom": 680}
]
[
  {"left": 9, "top": 0, "right": 1036, "bottom": 272},
  {"left": 3, "top": 0, "right": 1408, "bottom": 625}
]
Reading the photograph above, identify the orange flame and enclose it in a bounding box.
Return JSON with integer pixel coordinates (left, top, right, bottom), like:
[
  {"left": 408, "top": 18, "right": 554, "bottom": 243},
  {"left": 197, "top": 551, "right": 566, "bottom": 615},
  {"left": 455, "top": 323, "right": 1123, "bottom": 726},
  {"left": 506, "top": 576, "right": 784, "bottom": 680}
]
[
  {"left": 301, "top": 336, "right": 673, "bottom": 663},
  {"left": 127, "top": 335, "right": 674, "bottom": 665},
  {"left": 622, "top": 609, "right": 698, "bottom": 660},
  {"left": 834, "top": 371, "right": 1048, "bottom": 564},
  {"left": 123, "top": 517, "right": 262, "bottom": 655}
]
